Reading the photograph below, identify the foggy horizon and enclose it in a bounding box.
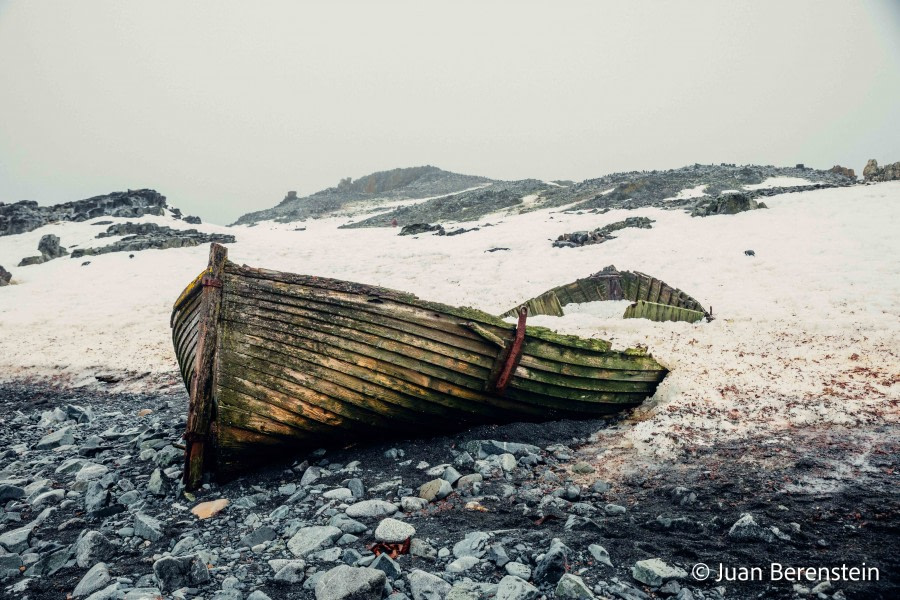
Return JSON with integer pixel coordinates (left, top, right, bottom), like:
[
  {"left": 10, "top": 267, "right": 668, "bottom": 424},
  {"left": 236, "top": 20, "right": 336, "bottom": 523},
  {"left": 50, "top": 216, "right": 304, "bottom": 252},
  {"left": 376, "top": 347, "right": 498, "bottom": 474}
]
[{"left": 1, "top": 0, "right": 898, "bottom": 224}]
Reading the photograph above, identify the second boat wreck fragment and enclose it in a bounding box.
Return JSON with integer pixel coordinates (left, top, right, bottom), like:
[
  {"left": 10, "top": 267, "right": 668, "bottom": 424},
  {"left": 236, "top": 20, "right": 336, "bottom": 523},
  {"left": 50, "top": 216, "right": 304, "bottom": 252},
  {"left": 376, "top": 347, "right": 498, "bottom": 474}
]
[
  {"left": 172, "top": 245, "right": 669, "bottom": 488},
  {"left": 503, "top": 265, "right": 710, "bottom": 324}
]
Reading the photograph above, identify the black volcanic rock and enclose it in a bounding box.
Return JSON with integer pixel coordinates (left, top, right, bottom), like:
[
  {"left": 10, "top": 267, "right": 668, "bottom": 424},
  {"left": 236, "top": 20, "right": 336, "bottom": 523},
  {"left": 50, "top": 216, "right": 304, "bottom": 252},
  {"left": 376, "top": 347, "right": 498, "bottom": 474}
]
[
  {"left": 71, "top": 222, "right": 235, "bottom": 258},
  {"left": 0, "top": 189, "right": 168, "bottom": 236},
  {"left": 0, "top": 265, "right": 11, "bottom": 286},
  {"left": 233, "top": 166, "right": 494, "bottom": 226}
]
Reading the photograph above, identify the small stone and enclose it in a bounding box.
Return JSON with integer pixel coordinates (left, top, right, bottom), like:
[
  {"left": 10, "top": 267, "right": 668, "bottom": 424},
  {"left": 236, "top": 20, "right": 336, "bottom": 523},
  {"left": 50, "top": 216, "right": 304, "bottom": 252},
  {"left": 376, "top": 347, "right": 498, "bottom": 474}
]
[
  {"left": 441, "top": 467, "right": 462, "bottom": 486},
  {"left": 273, "top": 560, "right": 306, "bottom": 584},
  {"left": 152, "top": 555, "right": 210, "bottom": 593},
  {"left": 0, "top": 484, "right": 26, "bottom": 502},
  {"left": 73, "top": 562, "right": 111, "bottom": 597},
  {"left": 533, "top": 538, "right": 570, "bottom": 585},
  {"left": 555, "top": 573, "right": 595, "bottom": 600},
  {"left": 604, "top": 503, "right": 626, "bottom": 515},
  {"left": 36, "top": 426, "right": 75, "bottom": 449},
  {"left": 147, "top": 469, "right": 168, "bottom": 497},
  {"left": 324, "top": 487, "right": 354, "bottom": 501},
  {"left": 240, "top": 526, "right": 277, "bottom": 548},
  {"left": 631, "top": 558, "right": 688, "bottom": 586},
  {"left": 288, "top": 525, "right": 343, "bottom": 557},
  {"left": 727, "top": 513, "right": 775, "bottom": 543},
  {"left": 330, "top": 513, "right": 369, "bottom": 534},
  {"left": 371, "top": 553, "right": 402, "bottom": 579},
  {"left": 418, "top": 479, "right": 452, "bottom": 502},
  {"left": 504, "top": 562, "right": 531, "bottom": 580},
  {"left": 347, "top": 478, "right": 366, "bottom": 498},
  {"left": 191, "top": 498, "right": 229, "bottom": 519},
  {"left": 409, "top": 539, "right": 437, "bottom": 560},
  {"left": 446, "top": 556, "right": 480, "bottom": 573},
  {"left": 133, "top": 513, "right": 163, "bottom": 542},
  {"left": 0, "top": 525, "right": 33, "bottom": 553},
  {"left": 571, "top": 462, "right": 594, "bottom": 474},
  {"left": 452, "top": 531, "right": 490, "bottom": 558},
  {"left": 346, "top": 499, "right": 398, "bottom": 519},
  {"left": 496, "top": 575, "right": 540, "bottom": 600},
  {"left": 315, "top": 565, "right": 386, "bottom": 600},
  {"left": 587, "top": 544, "right": 612, "bottom": 567},
  {"left": 407, "top": 569, "right": 451, "bottom": 600},
  {"left": 375, "top": 518, "right": 416, "bottom": 543},
  {"left": 300, "top": 466, "right": 322, "bottom": 486},
  {"left": 401, "top": 496, "right": 428, "bottom": 512},
  {"left": 75, "top": 531, "right": 115, "bottom": 568}
]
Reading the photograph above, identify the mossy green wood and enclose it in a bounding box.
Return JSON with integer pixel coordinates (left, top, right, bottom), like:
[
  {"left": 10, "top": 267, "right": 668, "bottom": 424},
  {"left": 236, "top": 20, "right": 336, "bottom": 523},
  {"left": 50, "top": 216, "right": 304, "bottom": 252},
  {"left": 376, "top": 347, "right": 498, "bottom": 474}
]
[{"left": 171, "top": 247, "right": 669, "bottom": 481}]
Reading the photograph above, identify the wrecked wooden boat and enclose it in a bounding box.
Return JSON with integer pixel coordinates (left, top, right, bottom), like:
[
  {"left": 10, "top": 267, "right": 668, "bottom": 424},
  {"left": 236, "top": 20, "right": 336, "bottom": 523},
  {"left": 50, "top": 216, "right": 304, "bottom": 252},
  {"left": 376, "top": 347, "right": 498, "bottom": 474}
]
[
  {"left": 172, "top": 245, "right": 668, "bottom": 488},
  {"left": 503, "top": 266, "right": 710, "bottom": 323}
]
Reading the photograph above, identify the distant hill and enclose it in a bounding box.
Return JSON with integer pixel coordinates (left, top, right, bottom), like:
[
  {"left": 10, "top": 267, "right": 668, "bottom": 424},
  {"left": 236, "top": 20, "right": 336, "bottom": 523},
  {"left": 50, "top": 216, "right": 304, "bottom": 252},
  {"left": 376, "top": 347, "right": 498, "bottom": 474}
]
[{"left": 232, "top": 166, "right": 494, "bottom": 225}]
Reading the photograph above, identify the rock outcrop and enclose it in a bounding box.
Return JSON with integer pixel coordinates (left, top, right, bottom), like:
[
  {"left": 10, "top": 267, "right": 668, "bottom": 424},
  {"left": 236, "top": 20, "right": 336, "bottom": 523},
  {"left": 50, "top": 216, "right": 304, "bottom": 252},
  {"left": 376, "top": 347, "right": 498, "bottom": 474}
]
[
  {"left": 0, "top": 265, "right": 11, "bottom": 286},
  {"left": 863, "top": 159, "right": 900, "bottom": 182},
  {"left": 17, "top": 234, "right": 69, "bottom": 267},
  {"left": 0, "top": 190, "right": 168, "bottom": 237},
  {"left": 829, "top": 165, "right": 856, "bottom": 179},
  {"left": 71, "top": 223, "right": 235, "bottom": 258},
  {"left": 691, "top": 191, "right": 767, "bottom": 217},
  {"left": 553, "top": 217, "right": 654, "bottom": 248}
]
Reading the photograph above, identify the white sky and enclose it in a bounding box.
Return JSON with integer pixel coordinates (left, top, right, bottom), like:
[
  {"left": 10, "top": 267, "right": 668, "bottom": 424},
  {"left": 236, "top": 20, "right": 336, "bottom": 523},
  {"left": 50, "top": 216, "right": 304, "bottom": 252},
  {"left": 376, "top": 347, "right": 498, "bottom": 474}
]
[{"left": 1, "top": 0, "right": 898, "bottom": 224}]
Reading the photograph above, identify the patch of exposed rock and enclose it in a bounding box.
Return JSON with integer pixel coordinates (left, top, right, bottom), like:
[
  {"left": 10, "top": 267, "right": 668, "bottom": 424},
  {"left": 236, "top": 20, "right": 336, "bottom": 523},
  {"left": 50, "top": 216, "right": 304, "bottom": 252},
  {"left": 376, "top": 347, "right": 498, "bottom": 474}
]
[
  {"left": 70, "top": 223, "right": 236, "bottom": 258},
  {"left": 553, "top": 217, "right": 654, "bottom": 248},
  {"left": 0, "top": 265, "right": 11, "bottom": 286},
  {"left": 17, "top": 234, "right": 69, "bottom": 267},
  {"left": 863, "top": 159, "right": 900, "bottom": 182},
  {"left": 0, "top": 189, "right": 168, "bottom": 236},
  {"left": 691, "top": 191, "right": 767, "bottom": 217}
]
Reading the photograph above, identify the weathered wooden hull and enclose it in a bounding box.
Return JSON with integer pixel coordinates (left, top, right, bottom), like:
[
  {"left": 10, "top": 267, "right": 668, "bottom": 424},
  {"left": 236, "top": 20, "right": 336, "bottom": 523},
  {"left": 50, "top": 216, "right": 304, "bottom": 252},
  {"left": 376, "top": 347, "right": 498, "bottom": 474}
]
[
  {"left": 503, "top": 265, "right": 709, "bottom": 322},
  {"left": 172, "top": 246, "right": 668, "bottom": 488}
]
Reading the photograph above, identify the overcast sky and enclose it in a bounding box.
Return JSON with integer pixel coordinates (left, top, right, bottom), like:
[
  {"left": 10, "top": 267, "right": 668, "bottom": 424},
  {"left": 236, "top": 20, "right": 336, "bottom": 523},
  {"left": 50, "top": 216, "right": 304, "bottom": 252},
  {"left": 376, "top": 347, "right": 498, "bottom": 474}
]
[{"left": 1, "top": 1, "right": 898, "bottom": 224}]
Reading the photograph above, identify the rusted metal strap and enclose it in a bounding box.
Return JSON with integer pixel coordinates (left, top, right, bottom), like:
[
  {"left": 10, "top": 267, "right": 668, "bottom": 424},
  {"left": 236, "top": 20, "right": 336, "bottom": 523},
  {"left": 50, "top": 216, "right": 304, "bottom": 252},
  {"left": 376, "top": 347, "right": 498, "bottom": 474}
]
[
  {"left": 494, "top": 306, "right": 528, "bottom": 393},
  {"left": 201, "top": 276, "right": 223, "bottom": 288}
]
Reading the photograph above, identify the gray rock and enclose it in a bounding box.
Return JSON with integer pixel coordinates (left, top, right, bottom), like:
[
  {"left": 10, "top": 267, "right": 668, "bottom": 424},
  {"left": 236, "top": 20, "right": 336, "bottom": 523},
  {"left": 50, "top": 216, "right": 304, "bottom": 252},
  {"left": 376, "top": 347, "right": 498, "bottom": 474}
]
[
  {"left": 588, "top": 544, "right": 612, "bottom": 567},
  {"left": 123, "top": 588, "right": 165, "bottom": 600},
  {"left": 418, "top": 479, "right": 452, "bottom": 502},
  {"left": 152, "top": 555, "right": 210, "bottom": 592},
  {"left": 133, "top": 513, "right": 163, "bottom": 542},
  {"left": 75, "top": 531, "right": 115, "bottom": 568},
  {"left": 555, "top": 573, "right": 595, "bottom": 599},
  {"left": 288, "top": 525, "right": 343, "bottom": 557},
  {"left": 330, "top": 513, "right": 369, "bottom": 534},
  {"left": 446, "top": 581, "right": 498, "bottom": 600},
  {"left": 36, "top": 426, "right": 75, "bottom": 449},
  {"left": 401, "top": 496, "right": 428, "bottom": 512},
  {"left": 496, "top": 575, "right": 540, "bottom": 600},
  {"left": 486, "top": 544, "right": 510, "bottom": 567},
  {"left": 301, "top": 465, "right": 322, "bottom": 486},
  {"left": 241, "top": 526, "right": 277, "bottom": 548},
  {"left": 346, "top": 499, "right": 398, "bottom": 519},
  {"left": 409, "top": 538, "right": 437, "bottom": 560},
  {"left": 464, "top": 440, "right": 541, "bottom": 459},
  {"left": 0, "top": 553, "right": 23, "bottom": 580},
  {"left": 371, "top": 553, "right": 402, "bottom": 579},
  {"left": 446, "top": 556, "right": 480, "bottom": 573},
  {"left": 273, "top": 560, "right": 306, "bottom": 584},
  {"left": 374, "top": 518, "right": 416, "bottom": 543},
  {"left": 0, "top": 484, "right": 25, "bottom": 502},
  {"left": 532, "top": 538, "right": 570, "bottom": 585},
  {"left": 727, "top": 513, "right": 775, "bottom": 543},
  {"left": 452, "top": 531, "right": 489, "bottom": 559},
  {"left": 441, "top": 467, "right": 462, "bottom": 486},
  {"left": 84, "top": 481, "right": 111, "bottom": 514},
  {"left": 407, "top": 569, "right": 451, "bottom": 600},
  {"left": 315, "top": 565, "right": 386, "bottom": 600},
  {"left": 0, "top": 265, "right": 11, "bottom": 286},
  {"left": 604, "top": 503, "right": 626, "bottom": 515},
  {"left": 504, "top": 562, "right": 531, "bottom": 580},
  {"left": 83, "top": 582, "right": 120, "bottom": 600},
  {"left": 247, "top": 592, "right": 273, "bottom": 600},
  {"left": 631, "top": 558, "right": 687, "bottom": 586},
  {"left": 38, "top": 234, "right": 68, "bottom": 259},
  {"left": 347, "top": 478, "right": 366, "bottom": 498},
  {"left": 147, "top": 469, "right": 168, "bottom": 496},
  {"left": 0, "top": 525, "right": 33, "bottom": 553},
  {"left": 73, "top": 562, "right": 111, "bottom": 597}
]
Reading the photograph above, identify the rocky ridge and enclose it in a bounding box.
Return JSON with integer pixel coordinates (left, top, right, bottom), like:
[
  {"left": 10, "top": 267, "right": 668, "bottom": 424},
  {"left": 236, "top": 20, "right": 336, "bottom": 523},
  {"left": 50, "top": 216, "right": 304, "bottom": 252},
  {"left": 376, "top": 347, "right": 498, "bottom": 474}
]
[
  {"left": 233, "top": 167, "right": 494, "bottom": 226},
  {"left": 862, "top": 159, "right": 900, "bottom": 182},
  {"left": 0, "top": 191, "right": 169, "bottom": 237}
]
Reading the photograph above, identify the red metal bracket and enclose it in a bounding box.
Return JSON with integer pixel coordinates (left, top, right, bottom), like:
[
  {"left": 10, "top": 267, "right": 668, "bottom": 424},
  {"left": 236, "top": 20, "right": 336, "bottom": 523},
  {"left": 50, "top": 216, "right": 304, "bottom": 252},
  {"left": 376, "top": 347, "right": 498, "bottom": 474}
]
[
  {"left": 495, "top": 306, "right": 528, "bottom": 393},
  {"left": 201, "top": 276, "right": 223, "bottom": 288}
]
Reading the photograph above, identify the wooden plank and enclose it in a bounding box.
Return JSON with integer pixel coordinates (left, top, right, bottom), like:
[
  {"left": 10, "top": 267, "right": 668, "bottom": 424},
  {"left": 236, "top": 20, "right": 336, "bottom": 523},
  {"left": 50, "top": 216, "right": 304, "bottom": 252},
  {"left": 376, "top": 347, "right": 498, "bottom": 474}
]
[{"left": 184, "top": 243, "right": 227, "bottom": 490}]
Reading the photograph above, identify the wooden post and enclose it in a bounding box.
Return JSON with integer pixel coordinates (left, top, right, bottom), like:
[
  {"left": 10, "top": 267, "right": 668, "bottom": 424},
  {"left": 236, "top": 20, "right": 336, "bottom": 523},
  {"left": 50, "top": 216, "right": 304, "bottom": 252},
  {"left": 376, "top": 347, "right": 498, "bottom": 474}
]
[{"left": 183, "top": 243, "right": 228, "bottom": 490}]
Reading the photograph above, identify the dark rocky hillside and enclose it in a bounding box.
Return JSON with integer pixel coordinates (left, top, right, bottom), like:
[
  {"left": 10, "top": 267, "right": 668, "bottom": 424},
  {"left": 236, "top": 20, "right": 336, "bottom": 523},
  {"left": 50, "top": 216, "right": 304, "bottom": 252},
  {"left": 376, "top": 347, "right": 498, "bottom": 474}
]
[
  {"left": 232, "top": 166, "right": 494, "bottom": 226},
  {"left": 0, "top": 190, "right": 169, "bottom": 236}
]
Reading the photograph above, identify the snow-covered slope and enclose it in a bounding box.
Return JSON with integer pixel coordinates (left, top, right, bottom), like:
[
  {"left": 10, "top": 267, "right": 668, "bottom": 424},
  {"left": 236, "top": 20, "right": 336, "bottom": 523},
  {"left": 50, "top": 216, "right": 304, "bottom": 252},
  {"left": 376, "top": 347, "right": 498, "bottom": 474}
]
[{"left": 1, "top": 183, "right": 898, "bottom": 459}]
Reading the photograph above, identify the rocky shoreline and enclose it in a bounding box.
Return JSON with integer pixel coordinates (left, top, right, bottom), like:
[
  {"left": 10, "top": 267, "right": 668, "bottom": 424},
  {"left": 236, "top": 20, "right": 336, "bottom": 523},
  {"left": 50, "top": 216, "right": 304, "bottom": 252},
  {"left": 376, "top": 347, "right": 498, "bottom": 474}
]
[{"left": 0, "top": 383, "right": 895, "bottom": 600}]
